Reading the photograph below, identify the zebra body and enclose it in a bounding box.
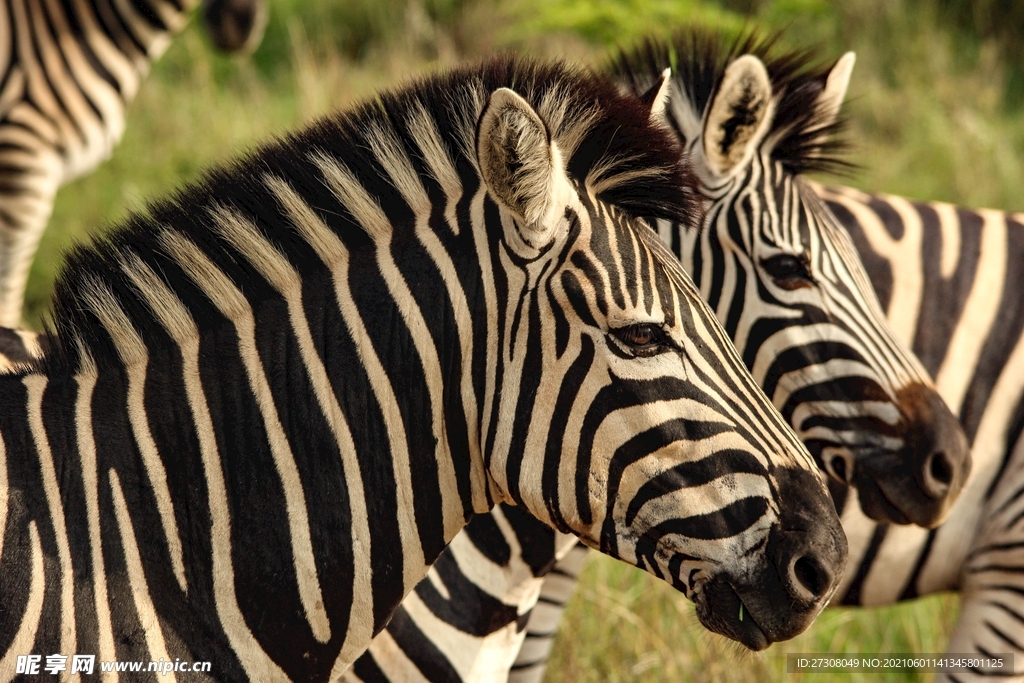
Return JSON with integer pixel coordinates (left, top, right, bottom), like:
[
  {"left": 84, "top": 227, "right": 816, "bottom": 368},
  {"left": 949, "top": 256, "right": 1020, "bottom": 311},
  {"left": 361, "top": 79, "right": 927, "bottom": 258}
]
[
  {"left": 0, "top": 0, "right": 265, "bottom": 327},
  {"left": 0, "top": 58, "right": 848, "bottom": 681},
  {"left": 346, "top": 30, "right": 974, "bottom": 683},
  {"left": 345, "top": 504, "right": 578, "bottom": 683},
  {"left": 819, "top": 183, "right": 1024, "bottom": 681},
  {"left": 0, "top": 326, "right": 41, "bottom": 370}
]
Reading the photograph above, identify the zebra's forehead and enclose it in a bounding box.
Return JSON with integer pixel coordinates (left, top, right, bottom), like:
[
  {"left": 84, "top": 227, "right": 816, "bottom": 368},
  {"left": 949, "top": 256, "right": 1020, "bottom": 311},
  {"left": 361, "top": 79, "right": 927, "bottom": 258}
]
[{"left": 757, "top": 166, "right": 815, "bottom": 251}]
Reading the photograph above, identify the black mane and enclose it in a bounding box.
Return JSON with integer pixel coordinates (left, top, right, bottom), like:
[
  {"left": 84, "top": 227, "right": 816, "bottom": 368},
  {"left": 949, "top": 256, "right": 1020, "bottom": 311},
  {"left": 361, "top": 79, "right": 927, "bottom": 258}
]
[
  {"left": 610, "top": 28, "right": 854, "bottom": 176},
  {"left": 37, "top": 56, "right": 700, "bottom": 375}
]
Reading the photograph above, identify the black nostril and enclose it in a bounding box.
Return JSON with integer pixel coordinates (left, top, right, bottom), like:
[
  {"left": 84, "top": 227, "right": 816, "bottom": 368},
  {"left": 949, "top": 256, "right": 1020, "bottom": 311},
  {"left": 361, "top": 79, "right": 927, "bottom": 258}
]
[
  {"left": 792, "top": 556, "right": 828, "bottom": 600},
  {"left": 929, "top": 451, "right": 953, "bottom": 486},
  {"left": 830, "top": 456, "right": 847, "bottom": 483}
]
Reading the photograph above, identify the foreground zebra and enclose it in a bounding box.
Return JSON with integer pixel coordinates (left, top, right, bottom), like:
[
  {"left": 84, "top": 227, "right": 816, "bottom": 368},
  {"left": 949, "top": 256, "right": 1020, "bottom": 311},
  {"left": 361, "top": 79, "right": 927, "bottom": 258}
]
[
  {"left": 0, "top": 57, "right": 849, "bottom": 681},
  {"left": 0, "top": 0, "right": 266, "bottom": 328},
  {"left": 819, "top": 184, "right": 1024, "bottom": 682},
  {"left": 344, "top": 31, "right": 974, "bottom": 682}
]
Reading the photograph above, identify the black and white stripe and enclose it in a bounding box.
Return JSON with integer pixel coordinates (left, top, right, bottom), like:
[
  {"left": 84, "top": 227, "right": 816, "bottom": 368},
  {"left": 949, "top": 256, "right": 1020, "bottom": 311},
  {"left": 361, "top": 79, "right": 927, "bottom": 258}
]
[
  {"left": 818, "top": 183, "right": 1024, "bottom": 681},
  {"left": 343, "top": 30, "right": 973, "bottom": 683},
  {"left": 505, "top": 182, "right": 1024, "bottom": 683},
  {"left": 0, "top": 57, "right": 847, "bottom": 681},
  {"left": 0, "top": 0, "right": 265, "bottom": 327}
]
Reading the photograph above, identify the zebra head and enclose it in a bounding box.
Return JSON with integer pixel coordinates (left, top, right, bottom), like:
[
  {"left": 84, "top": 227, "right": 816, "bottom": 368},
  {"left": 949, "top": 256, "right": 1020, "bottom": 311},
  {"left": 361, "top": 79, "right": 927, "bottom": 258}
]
[
  {"left": 200, "top": 0, "right": 268, "bottom": 54},
  {"left": 473, "top": 70, "right": 846, "bottom": 649},
  {"left": 611, "top": 31, "right": 971, "bottom": 528}
]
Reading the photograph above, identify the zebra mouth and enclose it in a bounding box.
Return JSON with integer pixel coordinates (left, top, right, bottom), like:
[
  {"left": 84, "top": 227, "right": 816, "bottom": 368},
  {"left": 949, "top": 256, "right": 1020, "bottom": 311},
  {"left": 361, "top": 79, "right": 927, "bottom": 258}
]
[
  {"left": 694, "top": 577, "right": 769, "bottom": 650},
  {"left": 845, "top": 445, "right": 921, "bottom": 525},
  {"left": 854, "top": 476, "right": 912, "bottom": 525}
]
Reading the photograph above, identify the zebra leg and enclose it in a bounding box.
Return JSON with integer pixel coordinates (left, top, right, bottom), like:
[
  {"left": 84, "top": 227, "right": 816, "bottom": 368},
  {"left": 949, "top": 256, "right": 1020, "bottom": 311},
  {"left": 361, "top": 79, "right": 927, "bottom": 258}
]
[
  {"left": 0, "top": 157, "right": 61, "bottom": 327},
  {"left": 509, "top": 542, "right": 590, "bottom": 683}
]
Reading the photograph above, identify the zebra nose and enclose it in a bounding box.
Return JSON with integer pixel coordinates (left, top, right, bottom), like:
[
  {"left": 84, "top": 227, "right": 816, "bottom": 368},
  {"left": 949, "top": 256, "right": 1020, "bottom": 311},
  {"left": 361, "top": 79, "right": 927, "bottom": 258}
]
[
  {"left": 921, "top": 449, "right": 953, "bottom": 500},
  {"left": 772, "top": 468, "right": 847, "bottom": 607},
  {"left": 787, "top": 554, "right": 834, "bottom": 603},
  {"left": 202, "top": 0, "right": 268, "bottom": 54},
  {"left": 898, "top": 384, "right": 971, "bottom": 507},
  {"left": 825, "top": 449, "right": 854, "bottom": 485}
]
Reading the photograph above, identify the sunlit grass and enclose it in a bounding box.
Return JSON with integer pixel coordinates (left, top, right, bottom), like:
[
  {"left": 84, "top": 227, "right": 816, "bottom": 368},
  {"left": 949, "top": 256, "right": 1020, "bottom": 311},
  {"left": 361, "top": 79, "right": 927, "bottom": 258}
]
[{"left": 549, "top": 554, "right": 959, "bottom": 683}]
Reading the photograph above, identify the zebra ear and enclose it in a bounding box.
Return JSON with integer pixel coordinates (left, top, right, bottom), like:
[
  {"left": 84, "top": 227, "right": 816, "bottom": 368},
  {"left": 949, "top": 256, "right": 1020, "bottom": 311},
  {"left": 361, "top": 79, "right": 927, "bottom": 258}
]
[
  {"left": 702, "top": 55, "right": 773, "bottom": 177},
  {"left": 639, "top": 68, "right": 672, "bottom": 125},
  {"left": 814, "top": 52, "right": 856, "bottom": 129},
  {"left": 477, "top": 87, "right": 572, "bottom": 248}
]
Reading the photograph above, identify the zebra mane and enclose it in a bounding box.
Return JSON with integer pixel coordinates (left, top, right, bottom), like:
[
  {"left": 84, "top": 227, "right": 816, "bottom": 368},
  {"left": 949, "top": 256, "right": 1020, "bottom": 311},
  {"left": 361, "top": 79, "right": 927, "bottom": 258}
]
[
  {"left": 35, "top": 56, "right": 698, "bottom": 375},
  {"left": 610, "top": 28, "right": 854, "bottom": 176}
]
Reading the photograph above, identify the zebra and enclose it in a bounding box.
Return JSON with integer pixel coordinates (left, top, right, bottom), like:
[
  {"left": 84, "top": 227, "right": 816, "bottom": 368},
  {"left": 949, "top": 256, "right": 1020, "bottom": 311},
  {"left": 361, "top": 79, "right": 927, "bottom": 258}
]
[
  {"left": 0, "top": 0, "right": 266, "bottom": 329},
  {"left": 0, "top": 326, "right": 42, "bottom": 370},
  {"left": 341, "top": 29, "right": 976, "bottom": 683},
  {"left": 0, "top": 56, "right": 849, "bottom": 681},
  {"left": 817, "top": 182, "right": 1024, "bottom": 681}
]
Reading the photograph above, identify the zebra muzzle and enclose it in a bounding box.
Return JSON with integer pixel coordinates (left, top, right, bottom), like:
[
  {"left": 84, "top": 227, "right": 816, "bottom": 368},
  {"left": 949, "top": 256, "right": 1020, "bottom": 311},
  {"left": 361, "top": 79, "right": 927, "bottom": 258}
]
[
  {"left": 694, "top": 467, "right": 847, "bottom": 649},
  {"left": 696, "top": 577, "right": 768, "bottom": 650},
  {"left": 852, "top": 383, "right": 971, "bottom": 528}
]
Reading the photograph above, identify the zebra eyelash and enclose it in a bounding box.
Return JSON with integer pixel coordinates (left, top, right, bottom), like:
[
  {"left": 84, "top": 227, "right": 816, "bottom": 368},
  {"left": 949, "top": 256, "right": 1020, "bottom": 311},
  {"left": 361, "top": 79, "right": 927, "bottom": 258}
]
[
  {"left": 609, "top": 322, "right": 674, "bottom": 357},
  {"left": 759, "top": 252, "right": 815, "bottom": 289}
]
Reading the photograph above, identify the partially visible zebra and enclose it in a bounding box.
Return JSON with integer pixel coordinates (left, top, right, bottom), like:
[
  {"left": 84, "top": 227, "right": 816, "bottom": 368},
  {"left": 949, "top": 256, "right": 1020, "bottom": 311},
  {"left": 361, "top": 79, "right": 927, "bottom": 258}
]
[
  {"left": 343, "top": 30, "right": 975, "bottom": 683},
  {"left": 0, "top": 326, "right": 41, "bottom": 370},
  {"left": 0, "top": 0, "right": 266, "bottom": 328},
  {"left": 0, "top": 57, "right": 848, "bottom": 681},
  {"left": 818, "top": 183, "right": 1024, "bottom": 682}
]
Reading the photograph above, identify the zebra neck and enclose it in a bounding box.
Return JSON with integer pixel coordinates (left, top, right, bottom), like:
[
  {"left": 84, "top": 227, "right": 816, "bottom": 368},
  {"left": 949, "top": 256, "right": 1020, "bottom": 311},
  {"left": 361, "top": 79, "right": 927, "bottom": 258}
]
[
  {"left": 0, "top": 286, "right": 490, "bottom": 674},
  {"left": 819, "top": 184, "right": 1024, "bottom": 603}
]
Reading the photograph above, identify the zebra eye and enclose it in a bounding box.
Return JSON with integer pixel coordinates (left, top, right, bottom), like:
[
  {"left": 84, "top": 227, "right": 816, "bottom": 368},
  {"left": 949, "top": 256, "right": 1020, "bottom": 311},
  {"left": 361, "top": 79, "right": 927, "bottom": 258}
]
[
  {"left": 760, "top": 253, "right": 814, "bottom": 289},
  {"left": 613, "top": 323, "right": 667, "bottom": 355}
]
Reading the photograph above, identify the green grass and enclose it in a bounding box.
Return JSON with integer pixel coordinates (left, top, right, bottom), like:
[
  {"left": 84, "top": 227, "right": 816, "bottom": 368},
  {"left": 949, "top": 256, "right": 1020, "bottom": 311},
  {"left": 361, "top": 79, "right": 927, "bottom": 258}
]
[
  {"left": 548, "top": 554, "right": 959, "bottom": 683},
  {"left": 24, "top": 1, "right": 1024, "bottom": 680}
]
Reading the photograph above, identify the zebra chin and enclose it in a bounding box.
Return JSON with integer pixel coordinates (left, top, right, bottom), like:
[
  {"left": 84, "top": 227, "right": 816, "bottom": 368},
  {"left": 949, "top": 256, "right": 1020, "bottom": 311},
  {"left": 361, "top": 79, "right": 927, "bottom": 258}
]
[{"left": 690, "top": 468, "right": 847, "bottom": 650}]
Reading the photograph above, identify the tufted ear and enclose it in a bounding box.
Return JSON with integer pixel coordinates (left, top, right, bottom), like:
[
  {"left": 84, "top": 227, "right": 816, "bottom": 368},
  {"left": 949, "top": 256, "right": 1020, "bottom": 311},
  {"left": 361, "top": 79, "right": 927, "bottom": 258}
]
[
  {"left": 814, "top": 52, "right": 855, "bottom": 129},
  {"left": 639, "top": 68, "right": 673, "bottom": 126},
  {"left": 477, "top": 87, "right": 573, "bottom": 249},
  {"left": 703, "top": 55, "right": 774, "bottom": 177}
]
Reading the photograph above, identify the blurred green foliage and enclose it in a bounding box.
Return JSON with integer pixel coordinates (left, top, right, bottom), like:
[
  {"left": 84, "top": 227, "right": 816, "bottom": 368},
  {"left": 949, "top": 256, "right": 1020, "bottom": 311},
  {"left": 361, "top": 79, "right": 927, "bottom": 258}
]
[
  {"left": 932, "top": 0, "right": 1024, "bottom": 108},
  {"left": 501, "top": 0, "right": 745, "bottom": 46}
]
